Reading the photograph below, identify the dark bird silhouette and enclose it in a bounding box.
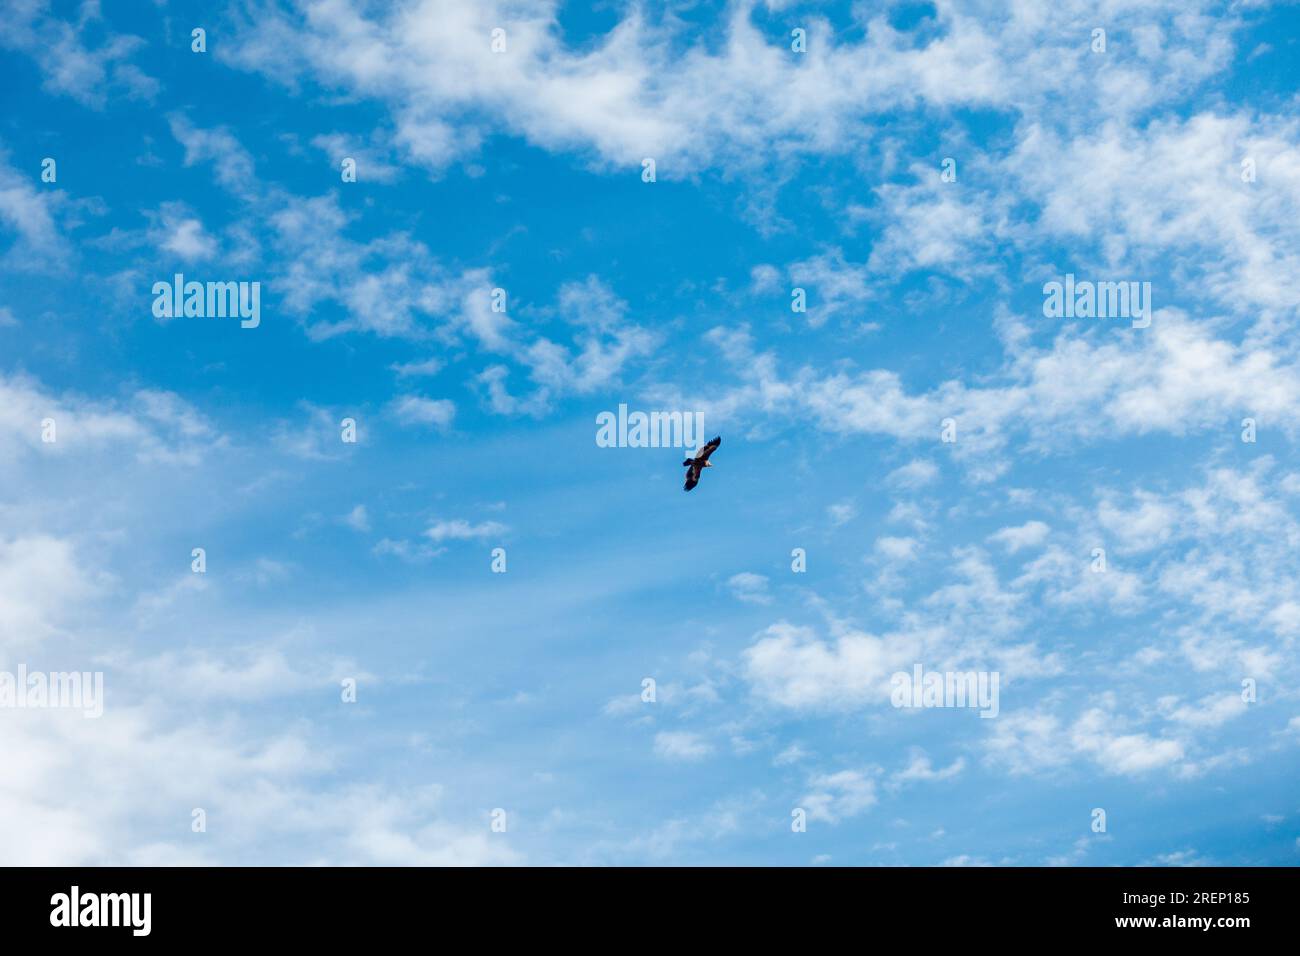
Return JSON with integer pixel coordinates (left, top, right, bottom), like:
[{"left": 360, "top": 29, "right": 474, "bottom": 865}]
[{"left": 682, "top": 436, "right": 722, "bottom": 491}]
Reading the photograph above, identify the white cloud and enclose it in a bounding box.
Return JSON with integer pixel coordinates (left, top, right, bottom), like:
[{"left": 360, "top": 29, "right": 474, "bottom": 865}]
[
  {"left": 1160, "top": 693, "right": 1249, "bottom": 730},
  {"left": 987, "top": 706, "right": 1186, "bottom": 778},
  {"left": 1097, "top": 494, "right": 1178, "bottom": 555},
  {"left": 390, "top": 395, "right": 456, "bottom": 429},
  {"left": 887, "top": 459, "right": 938, "bottom": 489},
  {"left": 424, "top": 519, "right": 507, "bottom": 543},
  {"left": 1013, "top": 545, "right": 1144, "bottom": 611},
  {"left": 727, "top": 572, "right": 771, "bottom": 605},
  {"left": 0, "top": 149, "right": 71, "bottom": 268},
  {"left": 0, "top": 704, "right": 517, "bottom": 864},
  {"left": 1070, "top": 709, "right": 1185, "bottom": 775},
  {"left": 168, "top": 114, "right": 260, "bottom": 201},
  {"left": 890, "top": 752, "right": 966, "bottom": 788},
  {"left": 0, "top": 412, "right": 516, "bottom": 864},
  {"left": 874, "top": 536, "right": 918, "bottom": 562},
  {"left": 372, "top": 538, "right": 442, "bottom": 563},
  {"left": 390, "top": 358, "right": 444, "bottom": 377},
  {"left": 787, "top": 249, "right": 874, "bottom": 328},
  {"left": 0, "top": 374, "right": 221, "bottom": 466},
  {"left": 0, "top": 535, "right": 103, "bottom": 649},
  {"left": 310, "top": 131, "right": 403, "bottom": 183},
  {"left": 342, "top": 505, "right": 370, "bottom": 533},
  {"left": 742, "top": 622, "right": 900, "bottom": 711},
  {"left": 0, "top": 3, "right": 158, "bottom": 109},
  {"left": 989, "top": 521, "right": 1050, "bottom": 554},
  {"left": 827, "top": 500, "right": 857, "bottom": 526},
  {"left": 152, "top": 203, "right": 217, "bottom": 262},
  {"left": 653, "top": 731, "right": 713, "bottom": 762},
  {"left": 773, "top": 743, "right": 810, "bottom": 766},
  {"left": 273, "top": 404, "right": 353, "bottom": 461},
  {"left": 130, "top": 646, "right": 363, "bottom": 703},
  {"left": 800, "top": 768, "right": 878, "bottom": 824},
  {"left": 218, "top": 0, "right": 1242, "bottom": 179}
]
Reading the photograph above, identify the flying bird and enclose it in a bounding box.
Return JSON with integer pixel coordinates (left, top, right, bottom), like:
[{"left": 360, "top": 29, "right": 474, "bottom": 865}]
[{"left": 682, "top": 436, "right": 722, "bottom": 491}]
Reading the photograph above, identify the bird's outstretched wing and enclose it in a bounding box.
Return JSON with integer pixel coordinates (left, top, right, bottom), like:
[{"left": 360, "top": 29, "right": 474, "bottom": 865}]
[
  {"left": 684, "top": 462, "right": 701, "bottom": 491},
  {"left": 695, "top": 436, "right": 722, "bottom": 462}
]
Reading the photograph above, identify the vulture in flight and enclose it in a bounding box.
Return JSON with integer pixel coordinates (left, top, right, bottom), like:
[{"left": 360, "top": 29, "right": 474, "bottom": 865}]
[{"left": 682, "top": 436, "right": 722, "bottom": 491}]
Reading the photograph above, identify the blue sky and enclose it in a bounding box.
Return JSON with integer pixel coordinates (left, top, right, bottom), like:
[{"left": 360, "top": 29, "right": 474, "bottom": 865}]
[{"left": 1, "top": 0, "right": 1299, "bottom": 865}]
